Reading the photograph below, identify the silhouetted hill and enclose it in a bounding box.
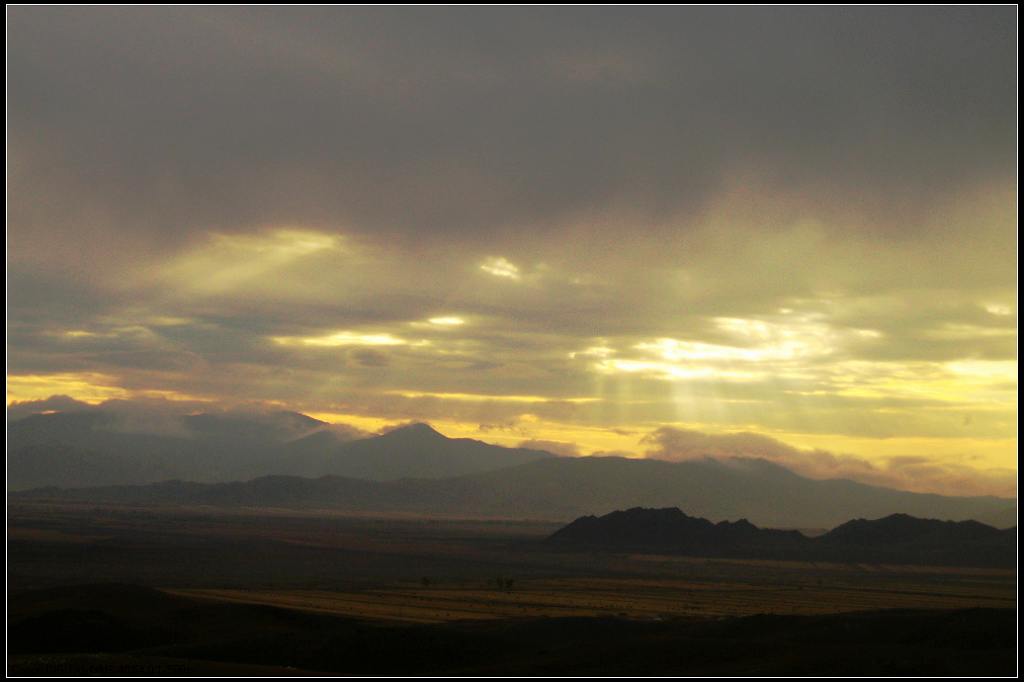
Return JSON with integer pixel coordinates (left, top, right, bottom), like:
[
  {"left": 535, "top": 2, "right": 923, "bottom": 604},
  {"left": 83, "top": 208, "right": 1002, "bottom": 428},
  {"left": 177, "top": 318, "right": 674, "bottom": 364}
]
[
  {"left": 546, "top": 508, "right": 1016, "bottom": 567},
  {"left": 813, "top": 513, "right": 1017, "bottom": 567},
  {"left": 822, "top": 513, "right": 1008, "bottom": 545},
  {"left": 548, "top": 507, "right": 808, "bottom": 557}
]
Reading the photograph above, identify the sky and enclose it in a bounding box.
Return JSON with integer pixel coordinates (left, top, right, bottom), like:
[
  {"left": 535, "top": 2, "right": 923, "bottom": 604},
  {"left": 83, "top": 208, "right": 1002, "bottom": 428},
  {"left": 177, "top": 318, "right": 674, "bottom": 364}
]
[{"left": 6, "top": 7, "right": 1017, "bottom": 497}]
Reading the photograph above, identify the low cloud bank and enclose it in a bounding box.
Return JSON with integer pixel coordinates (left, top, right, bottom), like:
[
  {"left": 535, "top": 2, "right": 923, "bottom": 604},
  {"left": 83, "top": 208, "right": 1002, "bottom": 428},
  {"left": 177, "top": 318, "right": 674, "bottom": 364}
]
[
  {"left": 641, "top": 426, "right": 1016, "bottom": 499},
  {"left": 7, "top": 395, "right": 368, "bottom": 442}
]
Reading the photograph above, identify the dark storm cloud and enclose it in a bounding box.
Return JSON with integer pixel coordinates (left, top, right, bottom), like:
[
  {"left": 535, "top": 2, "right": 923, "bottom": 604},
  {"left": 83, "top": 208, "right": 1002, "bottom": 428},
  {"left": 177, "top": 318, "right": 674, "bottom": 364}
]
[
  {"left": 8, "top": 6, "right": 1015, "bottom": 254},
  {"left": 6, "top": 7, "right": 1017, "bottom": 496}
]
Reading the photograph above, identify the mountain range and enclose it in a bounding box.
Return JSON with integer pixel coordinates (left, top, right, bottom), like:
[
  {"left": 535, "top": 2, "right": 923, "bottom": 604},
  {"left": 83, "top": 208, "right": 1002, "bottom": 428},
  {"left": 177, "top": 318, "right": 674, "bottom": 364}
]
[
  {"left": 8, "top": 407, "right": 1017, "bottom": 529},
  {"left": 7, "top": 410, "right": 552, "bottom": 489},
  {"left": 546, "top": 507, "right": 1017, "bottom": 567}
]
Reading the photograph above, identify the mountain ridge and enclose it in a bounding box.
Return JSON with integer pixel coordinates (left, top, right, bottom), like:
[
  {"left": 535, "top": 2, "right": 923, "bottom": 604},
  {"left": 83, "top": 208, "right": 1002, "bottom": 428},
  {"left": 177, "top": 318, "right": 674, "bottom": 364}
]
[
  {"left": 6, "top": 412, "right": 554, "bottom": 488},
  {"left": 12, "top": 455, "right": 1016, "bottom": 530},
  {"left": 545, "top": 507, "right": 1016, "bottom": 567},
  {"left": 7, "top": 409, "right": 1017, "bottom": 529}
]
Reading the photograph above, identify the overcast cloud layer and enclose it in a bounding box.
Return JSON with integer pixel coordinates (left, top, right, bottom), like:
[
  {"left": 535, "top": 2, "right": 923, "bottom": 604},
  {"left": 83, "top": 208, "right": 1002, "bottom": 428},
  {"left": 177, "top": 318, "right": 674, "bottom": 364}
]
[{"left": 7, "top": 7, "right": 1017, "bottom": 496}]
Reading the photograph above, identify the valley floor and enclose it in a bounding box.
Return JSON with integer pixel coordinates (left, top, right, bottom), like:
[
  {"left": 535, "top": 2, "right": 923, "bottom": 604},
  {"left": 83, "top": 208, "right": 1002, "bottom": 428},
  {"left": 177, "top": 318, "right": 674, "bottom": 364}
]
[
  {"left": 7, "top": 502, "right": 1018, "bottom": 676},
  {"left": 167, "top": 572, "right": 1014, "bottom": 624}
]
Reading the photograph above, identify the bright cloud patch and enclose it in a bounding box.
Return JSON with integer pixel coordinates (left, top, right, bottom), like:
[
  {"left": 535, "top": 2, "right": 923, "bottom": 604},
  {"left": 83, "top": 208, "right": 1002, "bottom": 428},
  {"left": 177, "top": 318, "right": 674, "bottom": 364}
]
[
  {"left": 984, "top": 302, "right": 1013, "bottom": 316},
  {"left": 157, "top": 229, "right": 345, "bottom": 295},
  {"left": 273, "top": 331, "right": 410, "bottom": 347},
  {"left": 480, "top": 256, "right": 521, "bottom": 280},
  {"left": 427, "top": 316, "right": 466, "bottom": 327},
  {"left": 582, "top": 314, "right": 881, "bottom": 382}
]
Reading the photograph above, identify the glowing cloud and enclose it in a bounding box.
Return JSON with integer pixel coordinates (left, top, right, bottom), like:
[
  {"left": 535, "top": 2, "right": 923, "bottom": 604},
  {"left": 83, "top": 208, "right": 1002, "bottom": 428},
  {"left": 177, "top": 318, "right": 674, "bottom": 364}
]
[
  {"left": 427, "top": 316, "right": 466, "bottom": 327},
  {"left": 157, "top": 229, "right": 345, "bottom": 295},
  {"left": 594, "top": 358, "right": 762, "bottom": 382},
  {"left": 386, "top": 390, "right": 599, "bottom": 404},
  {"left": 273, "top": 331, "right": 409, "bottom": 347},
  {"left": 5, "top": 373, "right": 207, "bottom": 405},
  {"left": 480, "top": 256, "right": 521, "bottom": 280},
  {"left": 581, "top": 314, "right": 876, "bottom": 381},
  {"left": 984, "top": 302, "right": 1013, "bottom": 317}
]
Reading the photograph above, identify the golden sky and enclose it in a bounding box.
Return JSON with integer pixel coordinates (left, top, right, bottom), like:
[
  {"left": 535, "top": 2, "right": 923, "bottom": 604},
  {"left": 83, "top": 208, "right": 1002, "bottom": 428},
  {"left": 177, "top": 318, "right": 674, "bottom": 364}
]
[{"left": 7, "top": 7, "right": 1017, "bottom": 497}]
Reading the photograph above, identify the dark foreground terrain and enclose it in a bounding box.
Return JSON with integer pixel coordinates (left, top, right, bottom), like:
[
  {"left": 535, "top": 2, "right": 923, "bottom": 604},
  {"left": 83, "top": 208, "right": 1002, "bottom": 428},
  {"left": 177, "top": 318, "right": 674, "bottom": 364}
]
[
  {"left": 7, "top": 584, "right": 1017, "bottom": 676},
  {"left": 8, "top": 502, "right": 1019, "bottom": 676}
]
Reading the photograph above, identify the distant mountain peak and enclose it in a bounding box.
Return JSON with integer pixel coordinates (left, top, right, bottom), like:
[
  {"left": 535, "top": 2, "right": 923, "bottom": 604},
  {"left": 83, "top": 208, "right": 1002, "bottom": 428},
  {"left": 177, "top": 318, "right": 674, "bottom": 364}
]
[
  {"left": 619, "top": 506, "right": 689, "bottom": 518},
  {"left": 380, "top": 422, "right": 446, "bottom": 440}
]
